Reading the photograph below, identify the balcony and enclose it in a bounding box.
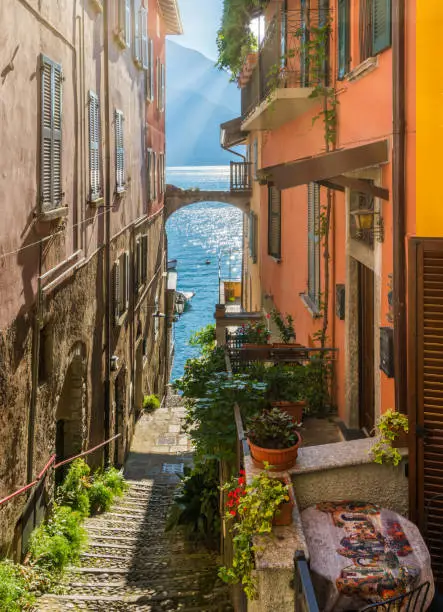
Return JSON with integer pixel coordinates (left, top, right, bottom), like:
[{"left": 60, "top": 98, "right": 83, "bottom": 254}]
[
  {"left": 241, "top": 8, "right": 330, "bottom": 131},
  {"left": 230, "top": 161, "right": 252, "bottom": 192}
]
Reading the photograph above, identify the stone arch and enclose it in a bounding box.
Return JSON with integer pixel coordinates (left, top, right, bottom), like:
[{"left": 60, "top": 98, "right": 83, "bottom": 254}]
[
  {"left": 165, "top": 186, "right": 250, "bottom": 219},
  {"left": 55, "top": 343, "right": 87, "bottom": 474}
]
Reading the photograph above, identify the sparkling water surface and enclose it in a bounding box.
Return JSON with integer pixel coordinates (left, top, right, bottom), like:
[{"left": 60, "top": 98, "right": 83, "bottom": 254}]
[{"left": 166, "top": 166, "right": 242, "bottom": 382}]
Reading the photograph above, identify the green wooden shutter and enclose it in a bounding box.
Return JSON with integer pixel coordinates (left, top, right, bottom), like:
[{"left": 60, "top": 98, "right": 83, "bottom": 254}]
[
  {"left": 113, "top": 260, "right": 121, "bottom": 324},
  {"left": 141, "top": 7, "right": 149, "bottom": 69},
  {"left": 307, "top": 182, "right": 320, "bottom": 307},
  {"left": 268, "top": 186, "right": 281, "bottom": 259},
  {"left": 372, "top": 0, "right": 391, "bottom": 54},
  {"left": 337, "top": 0, "right": 350, "bottom": 80},
  {"left": 40, "top": 55, "right": 63, "bottom": 212}
]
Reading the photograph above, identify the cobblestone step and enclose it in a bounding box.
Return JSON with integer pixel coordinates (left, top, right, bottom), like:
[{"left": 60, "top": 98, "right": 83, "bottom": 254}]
[{"left": 35, "top": 395, "right": 232, "bottom": 611}]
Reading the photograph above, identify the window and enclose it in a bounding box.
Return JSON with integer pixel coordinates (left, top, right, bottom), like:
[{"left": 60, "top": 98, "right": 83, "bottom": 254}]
[
  {"left": 360, "top": 0, "right": 392, "bottom": 62},
  {"left": 153, "top": 151, "right": 158, "bottom": 200},
  {"left": 113, "top": 251, "right": 130, "bottom": 324},
  {"left": 114, "top": 109, "right": 125, "bottom": 193},
  {"left": 337, "top": 0, "right": 350, "bottom": 79},
  {"left": 307, "top": 182, "right": 321, "bottom": 309},
  {"left": 88, "top": 91, "right": 101, "bottom": 202},
  {"left": 141, "top": 7, "right": 149, "bottom": 69},
  {"left": 149, "top": 39, "right": 155, "bottom": 101},
  {"left": 156, "top": 59, "right": 165, "bottom": 111},
  {"left": 135, "top": 234, "right": 148, "bottom": 293},
  {"left": 133, "top": 0, "right": 142, "bottom": 65},
  {"left": 38, "top": 323, "right": 53, "bottom": 384},
  {"left": 40, "top": 55, "right": 63, "bottom": 212},
  {"left": 147, "top": 148, "right": 153, "bottom": 201},
  {"left": 159, "top": 153, "right": 165, "bottom": 194},
  {"left": 268, "top": 186, "right": 281, "bottom": 259},
  {"left": 119, "top": 0, "right": 131, "bottom": 48},
  {"left": 249, "top": 211, "right": 258, "bottom": 263}
]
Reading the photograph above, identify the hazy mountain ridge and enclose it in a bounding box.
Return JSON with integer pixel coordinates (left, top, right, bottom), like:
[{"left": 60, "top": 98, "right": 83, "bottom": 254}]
[{"left": 166, "top": 40, "right": 241, "bottom": 166}]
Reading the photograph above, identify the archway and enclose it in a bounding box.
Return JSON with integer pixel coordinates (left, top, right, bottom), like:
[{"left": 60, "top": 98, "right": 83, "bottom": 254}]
[
  {"left": 55, "top": 345, "right": 87, "bottom": 482},
  {"left": 165, "top": 185, "right": 250, "bottom": 220}
]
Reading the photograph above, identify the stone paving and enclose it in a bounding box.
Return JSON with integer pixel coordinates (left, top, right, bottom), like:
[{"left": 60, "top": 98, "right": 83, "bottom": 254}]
[{"left": 35, "top": 392, "right": 233, "bottom": 612}]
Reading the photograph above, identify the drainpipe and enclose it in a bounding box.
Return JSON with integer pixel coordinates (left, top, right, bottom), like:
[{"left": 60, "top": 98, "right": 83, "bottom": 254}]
[
  {"left": 392, "top": 0, "right": 407, "bottom": 414},
  {"left": 103, "top": 0, "right": 112, "bottom": 463}
]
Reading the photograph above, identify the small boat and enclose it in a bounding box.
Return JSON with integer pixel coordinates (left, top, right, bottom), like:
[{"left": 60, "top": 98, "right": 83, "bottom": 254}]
[
  {"left": 167, "top": 259, "right": 178, "bottom": 270},
  {"left": 205, "top": 259, "right": 211, "bottom": 265},
  {"left": 175, "top": 290, "right": 195, "bottom": 315}
]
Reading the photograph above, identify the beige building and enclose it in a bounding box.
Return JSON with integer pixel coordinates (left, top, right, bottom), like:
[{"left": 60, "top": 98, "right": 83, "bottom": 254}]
[{"left": 0, "top": 0, "right": 181, "bottom": 557}]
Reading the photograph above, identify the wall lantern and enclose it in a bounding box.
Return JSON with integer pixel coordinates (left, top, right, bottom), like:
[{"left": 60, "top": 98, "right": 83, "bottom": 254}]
[{"left": 350, "top": 209, "right": 384, "bottom": 242}]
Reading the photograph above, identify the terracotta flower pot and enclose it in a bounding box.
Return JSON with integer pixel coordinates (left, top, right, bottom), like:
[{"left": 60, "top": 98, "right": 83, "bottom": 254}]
[
  {"left": 273, "top": 485, "right": 295, "bottom": 526},
  {"left": 241, "top": 343, "right": 271, "bottom": 360},
  {"left": 392, "top": 430, "right": 409, "bottom": 448},
  {"left": 248, "top": 432, "right": 302, "bottom": 472},
  {"left": 271, "top": 400, "right": 305, "bottom": 424}
]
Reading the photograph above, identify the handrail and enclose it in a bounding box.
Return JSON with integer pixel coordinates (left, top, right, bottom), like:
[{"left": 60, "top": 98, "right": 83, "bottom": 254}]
[
  {"left": 0, "top": 434, "right": 122, "bottom": 508},
  {"left": 294, "top": 551, "right": 320, "bottom": 612}
]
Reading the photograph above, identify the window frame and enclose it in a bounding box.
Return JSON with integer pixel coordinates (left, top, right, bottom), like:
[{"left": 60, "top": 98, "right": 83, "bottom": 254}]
[
  {"left": 114, "top": 109, "right": 125, "bottom": 193},
  {"left": 88, "top": 91, "right": 102, "bottom": 203},
  {"left": 268, "top": 185, "right": 282, "bottom": 260},
  {"left": 337, "top": 0, "right": 350, "bottom": 80}
]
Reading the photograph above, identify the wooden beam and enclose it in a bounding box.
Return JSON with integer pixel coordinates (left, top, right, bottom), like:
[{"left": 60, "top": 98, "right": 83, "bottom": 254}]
[
  {"left": 328, "top": 175, "right": 390, "bottom": 200},
  {"left": 263, "top": 140, "right": 390, "bottom": 190}
]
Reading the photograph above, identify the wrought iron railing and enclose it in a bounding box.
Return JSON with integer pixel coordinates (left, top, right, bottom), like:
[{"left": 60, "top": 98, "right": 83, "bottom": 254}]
[
  {"left": 241, "top": 8, "right": 330, "bottom": 119},
  {"left": 294, "top": 551, "right": 320, "bottom": 612},
  {"left": 359, "top": 581, "right": 431, "bottom": 611},
  {"left": 230, "top": 161, "right": 252, "bottom": 192}
]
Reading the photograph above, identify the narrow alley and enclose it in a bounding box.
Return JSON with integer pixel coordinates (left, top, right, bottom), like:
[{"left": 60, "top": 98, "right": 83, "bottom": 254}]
[{"left": 36, "top": 392, "right": 232, "bottom": 612}]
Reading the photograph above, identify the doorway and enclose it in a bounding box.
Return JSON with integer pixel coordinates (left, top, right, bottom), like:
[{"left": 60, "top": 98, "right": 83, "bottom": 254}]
[
  {"left": 114, "top": 369, "right": 126, "bottom": 467},
  {"left": 358, "top": 262, "right": 375, "bottom": 433}
]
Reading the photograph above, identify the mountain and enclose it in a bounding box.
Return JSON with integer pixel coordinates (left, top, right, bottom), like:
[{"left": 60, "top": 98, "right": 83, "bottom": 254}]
[{"left": 166, "top": 40, "right": 242, "bottom": 166}]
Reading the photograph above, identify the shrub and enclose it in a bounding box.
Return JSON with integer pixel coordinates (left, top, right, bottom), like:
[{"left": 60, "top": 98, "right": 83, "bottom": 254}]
[
  {"left": 0, "top": 560, "right": 35, "bottom": 611},
  {"left": 88, "top": 481, "right": 114, "bottom": 514},
  {"left": 57, "top": 459, "right": 91, "bottom": 517},
  {"left": 246, "top": 408, "right": 299, "bottom": 449},
  {"left": 28, "top": 505, "right": 87, "bottom": 571},
  {"left": 189, "top": 324, "right": 216, "bottom": 354},
  {"left": 143, "top": 394, "right": 160, "bottom": 412},
  {"left": 100, "top": 467, "right": 128, "bottom": 497}
]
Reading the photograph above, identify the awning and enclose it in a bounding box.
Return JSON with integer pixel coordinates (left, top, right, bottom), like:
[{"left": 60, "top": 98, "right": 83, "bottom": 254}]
[
  {"left": 259, "top": 140, "right": 390, "bottom": 199},
  {"left": 220, "top": 117, "right": 248, "bottom": 149},
  {"left": 158, "top": 0, "right": 183, "bottom": 35}
]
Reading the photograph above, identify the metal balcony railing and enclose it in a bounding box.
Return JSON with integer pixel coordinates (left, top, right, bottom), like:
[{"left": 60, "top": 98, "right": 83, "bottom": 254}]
[
  {"left": 241, "top": 8, "right": 330, "bottom": 119},
  {"left": 230, "top": 161, "right": 252, "bottom": 192},
  {"left": 294, "top": 551, "right": 320, "bottom": 612}
]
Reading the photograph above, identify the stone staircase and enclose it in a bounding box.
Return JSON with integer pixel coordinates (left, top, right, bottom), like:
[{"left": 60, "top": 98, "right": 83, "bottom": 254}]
[{"left": 35, "top": 394, "right": 233, "bottom": 611}]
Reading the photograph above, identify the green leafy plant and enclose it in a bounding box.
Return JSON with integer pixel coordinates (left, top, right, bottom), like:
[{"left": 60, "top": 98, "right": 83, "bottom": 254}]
[
  {"left": 166, "top": 460, "right": 221, "bottom": 548},
  {"left": 270, "top": 309, "right": 296, "bottom": 343},
  {"left": 27, "top": 505, "right": 87, "bottom": 571},
  {"left": 143, "top": 394, "right": 160, "bottom": 412},
  {"left": 219, "top": 469, "right": 290, "bottom": 599},
  {"left": 57, "top": 458, "right": 91, "bottom": 517},
  {"left": 370, "top": 410, "right": 409, "bottom": 466},
  {"left": 239, "top": 320, "right": 270, "bottom": 344},
  {"left": 173, "top": 346, "right": 226, "bottom": 399},
  {"left": 189, "top": 324, "right": 216, "bottom": 353},
  {"left": 304, "top": 357, "right": 332, "bottom": 415},
  {"left": 0, "top": 560, "right": 36, "bottom": 611},
  {"left": 246, "top": 408, "right": 298, "bottom": 449}
]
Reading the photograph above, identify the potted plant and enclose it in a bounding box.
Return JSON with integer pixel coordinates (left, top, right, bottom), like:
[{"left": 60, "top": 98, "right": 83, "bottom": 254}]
[
  {"left": 265, "top": 365, "right": 307, "bottom": 423},
  {"left": 270, "top": 309, "right": 296, "bottom": 345},
  {"left": 370, "top": 410, "right": 409, "bottom": 466},
  {"left": 246, "top": 408, "right": 302, "bottom": 471},
  {"left": 239, "top": 320, "right": 271, "bottom": 360},
  {"left": 219, "top": 468, "right": 293, "bottom": 599}
]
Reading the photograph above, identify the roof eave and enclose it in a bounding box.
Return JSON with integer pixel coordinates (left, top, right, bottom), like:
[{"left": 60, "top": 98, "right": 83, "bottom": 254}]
[{"left": 158, "top": 0, "right": 183, "bottom": 35}]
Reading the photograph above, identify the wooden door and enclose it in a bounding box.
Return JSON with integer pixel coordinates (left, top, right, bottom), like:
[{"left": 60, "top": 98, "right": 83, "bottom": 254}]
[
  {"left": 358, "top": 263, "right": 375, "bottom": 433},
  {"left": 409, "top": 239, "right": 443, "bottom": 588}
]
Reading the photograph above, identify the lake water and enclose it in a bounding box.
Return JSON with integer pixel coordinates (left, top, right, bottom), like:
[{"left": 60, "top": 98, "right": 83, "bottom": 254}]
[{"left": 166, "top": 166, "right": 243, "bottom": 382}]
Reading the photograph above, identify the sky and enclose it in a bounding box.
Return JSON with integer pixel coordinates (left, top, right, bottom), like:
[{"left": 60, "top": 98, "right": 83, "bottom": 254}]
[{"left": 176, "top": 0, "right": 223, "bottom": 61}]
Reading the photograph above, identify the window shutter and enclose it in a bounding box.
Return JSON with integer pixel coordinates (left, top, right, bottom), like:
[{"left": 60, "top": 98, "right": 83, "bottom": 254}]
[
  {"left": 124, "top": 251, "right": 130, "bottom": 310},
  {"left": 161, "top": 64, "right": 165, "bottom": 111},
  {"left": 337, "top": 0, "right": 350, "bottom": 80},
  {"left": 113, "top": 260, "right": 121, "bottom": 324},
  {"left": 141, "top": 234, "right": 148, "bottom": 283},
  {"left": 88, "top": 91, "right": 101, "bottom": 201},
  {"left": 125, "top": 0, "right": 131, "bottom": 48},
  {"left": 135, "top": 237, "right": 141, "bottom": 293},
  {"left": 153, "top": 152, "right": 157, "bottom": 200},
  {"left": 268, "top": 186, "right": 281, "bottom": 259},
  {"left": 149, "top": 39, "right": 155, "bottom": 101},
  {"left": 253, "top": 139, "right": 258, "bottom": 180},
  {"left": 141, "top": 7, "right": 149, "bottom": 69},
  {"left": 115, "top": 110, "right": 125, "bottom": 191},
  {"left": 40, "top": 55, "right": 63, "bottom": 212},
  {"left": 307, "top": 182, "right": 320, "bottom": 307},
  {"left": 147, "top": 148, "right": 152, "bottom": 201},
  {"left": 133, "top": 0, "right": 141, "bottom": 64},
  {"left": 372, "top": 0, "right": 391, "bottom": 54},
  {"left": 249, "top": 212, "right": 257, "bottom": 263}
]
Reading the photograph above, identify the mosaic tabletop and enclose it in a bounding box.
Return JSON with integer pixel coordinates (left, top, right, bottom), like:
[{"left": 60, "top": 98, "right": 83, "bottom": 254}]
[{"left": 301, "top": 501, "right": 435, "bottom": 611}]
